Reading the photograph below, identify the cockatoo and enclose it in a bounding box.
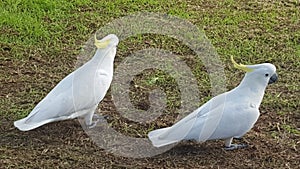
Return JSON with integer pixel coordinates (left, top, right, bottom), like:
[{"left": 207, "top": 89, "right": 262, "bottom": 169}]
[
  {"left": 14, "top": 34, "right": 119, "bottom": 131},
  {"left": 148, "top": 56, "right": 278, "bottom": 150}
]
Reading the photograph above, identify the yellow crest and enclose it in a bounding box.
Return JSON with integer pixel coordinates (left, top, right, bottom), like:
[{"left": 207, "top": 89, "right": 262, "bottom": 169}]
[
  {"left": 230, "top": 56, "right": 254, "bottom": 72},
  {"left": 94, "top": 34, "right": 110, "bottom": 49}
]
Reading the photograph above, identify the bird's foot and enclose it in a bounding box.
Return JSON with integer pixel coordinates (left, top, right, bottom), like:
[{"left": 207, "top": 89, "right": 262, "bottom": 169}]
[
  {"left": 88, "top": 121, "right": 98, "bottom": 129},
  {"left": 87, "top": 114, "right": 109, "bottom": 129},
  {"left": 224, "top": 144, "right": 248, "bottom": 150},
  {"left": 93, "top": 114, "right": 109, "bottom": 120},
  {"left": 233, "top": 136, "right": 243, "bottom": 140}
]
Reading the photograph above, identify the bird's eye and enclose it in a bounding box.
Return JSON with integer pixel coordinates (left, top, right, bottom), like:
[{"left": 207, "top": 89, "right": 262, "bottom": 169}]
[{"left": 265, "top": 73, "right": 269, "bottom": 77}]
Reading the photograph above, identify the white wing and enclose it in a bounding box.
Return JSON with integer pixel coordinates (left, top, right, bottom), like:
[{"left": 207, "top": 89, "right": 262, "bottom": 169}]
[
  {"left": 13, "top": 63, "right": 103, "bottom": 131},
  {"left": 148, "top": 90, "right": 261, "bottom": 147},
  {"left": 148, "top": 93, "right": 227, "bottom": 147}
]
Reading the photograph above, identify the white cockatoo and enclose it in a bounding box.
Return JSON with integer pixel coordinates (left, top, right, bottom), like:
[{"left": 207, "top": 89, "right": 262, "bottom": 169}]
[
  {"left": 14, "top": 34, "right": 119, "bottom": 131},
  {"left": 148, "top": 56, "right": 278, "bottom": 150}
]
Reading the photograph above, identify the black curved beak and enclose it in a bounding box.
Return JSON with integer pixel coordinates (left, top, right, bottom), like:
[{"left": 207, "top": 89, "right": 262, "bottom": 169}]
[{"left": 268, "top": 73, "right": 278, "bottom": 84}]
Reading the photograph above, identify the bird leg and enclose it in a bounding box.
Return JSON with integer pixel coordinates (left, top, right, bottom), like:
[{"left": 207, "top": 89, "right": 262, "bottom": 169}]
[
  {"left": 81, "top": 105, "right": 103, "bottom": 128},
  {"left": 88, "top": 114, "right": 100, "bottom": 128},
  {"left": 80, "top": 106, "right": 99, "bottom": 129},
  {"left": 85, "top": 112, "right": 109, "bottom": 129},
  {"left": 224, "top": 137, "right": 248, "bottom": 150}
]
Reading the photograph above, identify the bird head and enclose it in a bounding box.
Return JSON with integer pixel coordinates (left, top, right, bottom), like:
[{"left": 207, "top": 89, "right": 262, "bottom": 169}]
[
  {"left": 231, "top": 56, "right": 278, "bottom": 86},
  {"left": 94, "top": 34, "right": 119, "bottom": 49}
]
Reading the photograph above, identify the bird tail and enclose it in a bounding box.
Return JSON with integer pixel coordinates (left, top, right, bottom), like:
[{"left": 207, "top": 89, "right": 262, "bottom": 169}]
[
  {"left": 148, "top": 108, "right": 201, "bottom": 147},
  {"left": 14, "top": 115, "right": 67, "bottom": 131},
  {"left": 14, "top": 117, "right": 49, "bottom": 131},
  {"left": 148, "top": 127, "right": 180, "bottom": 147}
]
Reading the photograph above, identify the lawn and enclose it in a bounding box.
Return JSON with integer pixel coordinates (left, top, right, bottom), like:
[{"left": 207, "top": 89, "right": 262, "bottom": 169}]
[{"left": 0, "top": 0, "right": 299, "bottom": 168}]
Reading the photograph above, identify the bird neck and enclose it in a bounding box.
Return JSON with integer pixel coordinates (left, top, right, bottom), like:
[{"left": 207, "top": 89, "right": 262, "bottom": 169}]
[
  {"left": 234, "top": 74, "right": 267, "bottom": 107},
  {"left": 91, "top": 48, "right": 115, "bottom": 69}
]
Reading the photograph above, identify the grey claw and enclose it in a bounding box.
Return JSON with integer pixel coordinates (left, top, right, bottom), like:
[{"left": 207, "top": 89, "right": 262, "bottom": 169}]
[
  {"left": 93, "top": 114, "right": 109, "bottom": 121},
  {"left": 88, "top": 114, "right": 109, "bottom": 129},
  {"left": 88, "top": 119, "right": 100, "bottom": 129},
  {"left": 224, "top": 144, "right": 248, "bottom": 150}
]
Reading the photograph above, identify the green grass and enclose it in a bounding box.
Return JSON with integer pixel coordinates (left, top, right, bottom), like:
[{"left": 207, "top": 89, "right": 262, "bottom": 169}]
[
  {"left": 1, "top": 0, "right": 299, "bottom": 134},
  {"left": 1, "top": 0, "right": 299, "bottom": 135},
  {"left": 0, "top": 0, "right": 189, "bottom": 47},
  {"left": 1, "top": 0, "right": 75, "bottom": 44}
]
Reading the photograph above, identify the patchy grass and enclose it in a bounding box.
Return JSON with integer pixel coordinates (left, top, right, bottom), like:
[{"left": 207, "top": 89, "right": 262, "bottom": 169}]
[
  {"left": 0, "top": 0, "right": 299, "bottom": 168},
  {"left": 0, "top": 0, "right": 94, "bottom": 46}
]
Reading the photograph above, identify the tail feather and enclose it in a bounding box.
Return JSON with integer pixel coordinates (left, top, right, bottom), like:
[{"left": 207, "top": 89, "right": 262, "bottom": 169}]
[
  {"left": 148, "top": 108, "right": 200, "bottom": 147},
  {"left": 148, "top": 127, "right": 181, "bottom": 147},
  {"left": 14, "top": 116, "right": 68, "bottom": 131}
]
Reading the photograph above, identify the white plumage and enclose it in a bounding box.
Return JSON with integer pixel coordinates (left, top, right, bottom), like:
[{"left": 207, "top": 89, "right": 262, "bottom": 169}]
[
  {"left": 14, "top": 34, "right": 119, "bottom": 131},
  {"left": 148, "top": 57, "right": 278, "bottom": 150}
]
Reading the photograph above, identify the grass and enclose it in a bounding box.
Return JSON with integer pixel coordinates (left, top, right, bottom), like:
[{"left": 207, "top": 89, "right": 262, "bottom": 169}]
[
  {"left": 1, "top": 0, "right": 72, "bottom": 45},
  {"left": 1, "top": 0, "right": 299, "bottom": 168}
]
